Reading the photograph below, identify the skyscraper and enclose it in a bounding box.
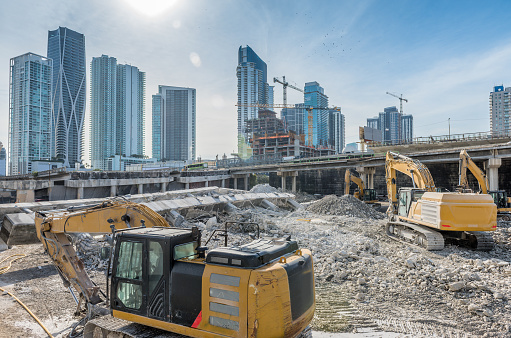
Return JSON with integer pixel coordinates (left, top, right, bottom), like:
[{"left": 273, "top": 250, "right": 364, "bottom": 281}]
[
  {"left": 329, "top": 109, "right": 345, "bottom": 153},
  {"left": 90, "top": 55, "right": 117, "bottom": 170},
  {"left": 9, "top": 53, "right": 52, "bottom": 175},
  {"left": 490, "top": 85, "right": 511, "bottom": 136},
  {"left": 117, "top": 64, "right": 145, "bottom": 157},
  {"left": 281, "top": 103, "right": 306, "bottom": 135},
  {"left": 366, "top": 106, "right": 413, "bottom": 144},
  {"left": 152, "top": 86, "right": 196, "bottom": 161},
  {"left": 48, "top": 27, "right": 86, "bottom": 167},
  {"left": 304, "top": 81, "right": 329, "bottom": 146},
  {"left": 236, "top": 46, "right": 270, "bottom": 156},
  {"left": 0, "top": 146, "right": 6, "bottom": 176},
  {"left": 90, "top": 56, "right": 146, "bottom": 169},
  {"left": 401, "top": 115, "right": 413, "bottom": 142}
]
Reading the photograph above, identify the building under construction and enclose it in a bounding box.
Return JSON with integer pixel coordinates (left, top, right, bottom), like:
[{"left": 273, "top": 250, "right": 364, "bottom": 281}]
[{"left": 246, "top": 109, "right": 334, "bottom": 160}]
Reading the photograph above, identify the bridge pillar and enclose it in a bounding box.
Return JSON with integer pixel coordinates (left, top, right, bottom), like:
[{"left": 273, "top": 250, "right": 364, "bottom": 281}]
[
  {"left": 244, "top": 175, "right": 248, "bottom": 191},
  {"left": 161, "top": 181, "right": 167, "bottom": 192},
  {"left": 221, "top": 179, "right": 226, "bottom": 188},
  {"left": 233, "top": 178, "right": 237, "bottom": 190},
  {"left": 77, "top": 186, "right": 84, "bottom": 199},
  {"left": 205, "top": 180, "right": 209, "bottom": 188},
  {"left": 356, "top": 167, "right": 376, "bottom": 189},
  {"left": 110, "top": 184, "right": 117, "bottom": 197},
  {"left": 185, "top": 182, "right": 190, "bottom": 190},
  {"left": 138, "top": 184, "right": 144, "bottom": 194},
  {"left": 277, "top": 171, "right": 298, "bottom": 192},
  {"left": 485, "top": 158, "right": 502, "bottom": 191}
]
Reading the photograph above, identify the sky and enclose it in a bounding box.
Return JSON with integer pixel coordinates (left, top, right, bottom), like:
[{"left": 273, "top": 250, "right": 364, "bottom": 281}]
[{"left": 2, "top": 0, "right": 511, "bottom": 162}]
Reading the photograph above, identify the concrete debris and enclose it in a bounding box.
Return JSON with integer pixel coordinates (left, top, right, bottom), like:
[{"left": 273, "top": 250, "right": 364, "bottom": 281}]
[
  {"left": 305, "top": 195, "right": 384, "bottom": 219},
  {"left": 250, "top": 184, "right": 278, "bottom": 194},
  {"left": 449, "top": 281, "right": 465, "bottom": 291}
]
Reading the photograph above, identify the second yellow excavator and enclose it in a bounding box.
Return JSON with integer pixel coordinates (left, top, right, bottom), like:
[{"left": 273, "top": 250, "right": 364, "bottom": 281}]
[
  {"left": 344, "top": 169, "right": 380, "bottom": 208},
  {"left": 459, "top": 149, "right": 511, "bottom": 220},
  {"left": 385, "top": 151, "right": 496, "bottom": 251}
]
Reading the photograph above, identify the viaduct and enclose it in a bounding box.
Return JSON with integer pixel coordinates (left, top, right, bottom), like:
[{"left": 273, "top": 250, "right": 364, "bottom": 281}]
[{"left": 1, "top": 138, "right": 511, "bottom": 203}]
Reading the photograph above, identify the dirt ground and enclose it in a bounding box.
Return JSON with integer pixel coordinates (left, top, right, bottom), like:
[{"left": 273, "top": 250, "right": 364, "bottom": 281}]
[{"left": 1, "top": 192, "right": 511, "bottom": 337}]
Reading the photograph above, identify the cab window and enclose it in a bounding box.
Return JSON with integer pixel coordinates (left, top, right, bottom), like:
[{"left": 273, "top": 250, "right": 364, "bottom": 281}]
[{"left": 174, "top": 242, "right": 198, "bottom": 260}]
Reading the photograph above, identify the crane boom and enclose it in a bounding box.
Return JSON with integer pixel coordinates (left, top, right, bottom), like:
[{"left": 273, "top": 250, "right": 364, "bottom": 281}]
[{"left": 273, "top": 76, "right": 303, "bottom": 106}]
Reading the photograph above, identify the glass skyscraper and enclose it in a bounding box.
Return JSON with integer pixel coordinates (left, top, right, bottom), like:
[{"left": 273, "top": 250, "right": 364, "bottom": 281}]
[
  {"left": 9, "top": 53, "right": 52, "bottom": 175},
  {"left": 90, "top": 55, "right": 117, "bottom": 170},
  {"left": 48, "top": 27, "right": 86, "bottom": 168},
  {"left": 90, "top": 55, "right": 146, "bottom": 169},
  {"left": 152, "top": 86, "right": 196, "bottom": 161},
  {"left": 304, "top": 81, "right": 329, "bottom": 146},
  {"left": 236, "top": 46, "right": 271, "bottom": 157},
  {"left": 366, "top": 106, "right": 413, "bottom": 144}
]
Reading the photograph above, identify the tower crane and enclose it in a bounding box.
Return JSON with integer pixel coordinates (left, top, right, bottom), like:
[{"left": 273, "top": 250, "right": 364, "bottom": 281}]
[
  {"left": 273, "top": 76, "right": 304, "bottom": 106},
  {"left": 386, "top": 92, "right": 408, "bottom": 143}
]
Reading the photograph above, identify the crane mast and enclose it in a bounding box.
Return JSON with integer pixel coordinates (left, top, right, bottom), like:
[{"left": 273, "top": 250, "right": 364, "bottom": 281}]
[{"left": 273, "top": 76, "right": 303, "bottom": 107}]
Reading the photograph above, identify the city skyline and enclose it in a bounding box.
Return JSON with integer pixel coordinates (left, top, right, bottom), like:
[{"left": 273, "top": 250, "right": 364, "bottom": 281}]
[{"left": 2, "top": 1, "right": 511, "bottom": 161}]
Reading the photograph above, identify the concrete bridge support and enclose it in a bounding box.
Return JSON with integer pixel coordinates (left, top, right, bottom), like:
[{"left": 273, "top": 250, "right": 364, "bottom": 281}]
[
  {"left": 356, "top": 167, "right": 376, "bottom": 189},
  {"left": 232, "top": 174, "right": 250, "bottom": 190},
  {"left": 277, "top": 171, "right": 298, "bottom": 192},
  {"left": 485, "top": 158, "right": 502, "bottom": 191},
  {"left": 161, "top": 182, "right": 167, "bottom": 192},
  {"left": 110, "top": 185, "right": 117, "bottom": 197},
  {"left": 77, "top": 187, "right": 84, "bottom": 200},
  {"left": 138, "top": 184, "right": 144, "bottom": 194}
]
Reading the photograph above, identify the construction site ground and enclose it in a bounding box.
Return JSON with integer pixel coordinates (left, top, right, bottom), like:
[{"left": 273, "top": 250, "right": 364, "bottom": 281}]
[{"left": 1, "top": 187, "right": 511, "bottom": 337}]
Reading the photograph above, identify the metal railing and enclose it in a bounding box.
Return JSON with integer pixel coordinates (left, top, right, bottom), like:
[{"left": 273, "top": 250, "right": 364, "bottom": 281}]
[{"left": 369, "top": 131, "right": 511, "bottom": 147}]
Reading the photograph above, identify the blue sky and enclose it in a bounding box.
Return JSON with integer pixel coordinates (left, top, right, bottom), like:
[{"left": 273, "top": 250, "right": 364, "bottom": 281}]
[{"left": 1, "top": 0, "right": 511, "bottom": 161}]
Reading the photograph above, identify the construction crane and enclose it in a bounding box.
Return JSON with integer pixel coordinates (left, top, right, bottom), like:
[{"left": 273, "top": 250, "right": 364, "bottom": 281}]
[
  {"left": 386, "top": 92, "right": 408, "bottom": 143},
  {"left": 236, "top": 103, "right": 340, "bottom": 146},
  {"left": 273, "top": 76, "right": 304, "bottom": 106}
]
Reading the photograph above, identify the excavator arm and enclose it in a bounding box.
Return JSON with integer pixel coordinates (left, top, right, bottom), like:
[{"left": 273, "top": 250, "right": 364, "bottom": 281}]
[
  {"left": 385, "top": 152, "right": 436, "bottom": 214},
  {"left": 35, "top": 199, "right": 169, "bottom": 306},
  {"left": 459, "top": 149, "right": 489, "bottom": 194},
  {"left": 344, "top": 169, "right": 364, "bottom": 198}
]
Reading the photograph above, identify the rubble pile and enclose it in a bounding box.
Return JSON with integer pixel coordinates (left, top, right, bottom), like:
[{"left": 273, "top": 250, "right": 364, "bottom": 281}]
[
  {"left": 306, "top": 195, "right": 384, "bottom": 219},
  {"left": 249, "top": 184, "right": 278, "bottom": 194},
  {"left": 71, "top": 233, "right": 109, "bottom": 271}
]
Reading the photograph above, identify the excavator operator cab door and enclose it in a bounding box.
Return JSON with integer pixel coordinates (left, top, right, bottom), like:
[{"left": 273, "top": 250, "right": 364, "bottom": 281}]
[
  {"left": 490, "top": 190, "right": 508, "bottom": 208},
  {"left": 398, "top": 189, "right": 412, "bottom": 217}
]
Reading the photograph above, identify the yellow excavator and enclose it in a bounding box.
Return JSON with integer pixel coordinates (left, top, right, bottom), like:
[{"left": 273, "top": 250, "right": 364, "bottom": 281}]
[
  {"left": 459, "top": 149, "right": 511, "bottom": 220},
  {"left": 385, "top": 151, "right": 496, "bottom": 251},
  {"left": 344, "top": 169, "right": 380, "bottom": 208},
  {"left": 35, "top": 198, "right": 314, "bottom": 338}
]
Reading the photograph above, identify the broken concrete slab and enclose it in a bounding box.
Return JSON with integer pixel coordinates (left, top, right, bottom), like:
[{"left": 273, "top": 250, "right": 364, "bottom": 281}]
[
  {"left": 0, "top": 238, "right": 7, "bottom": 251},
  {"left": 1, "top": 213, "right": 38, "bottom": 246}
]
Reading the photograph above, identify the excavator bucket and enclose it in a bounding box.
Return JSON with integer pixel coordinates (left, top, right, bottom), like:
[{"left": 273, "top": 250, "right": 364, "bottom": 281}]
[{"left": 0, "top": 213, "right": 39, "bottom": 247}]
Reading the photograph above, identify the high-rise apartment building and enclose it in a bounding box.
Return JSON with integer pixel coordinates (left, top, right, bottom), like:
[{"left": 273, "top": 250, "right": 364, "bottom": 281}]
[
  {"left": 90, "top": 56, "right": 146, "bottom": 169},
  {"left": 490, "top": 85, "right": 511, "bottom": 136},
  {"left": 9, "top": 53, "right": 52, "bottom": 175},
  {"left": 48, "top": 27, "right": 86, "bottom": 167},
  {"left": 90, "top": 55, "right": 117, "bottom": 170},
  {"left": 366, "top": 106, "right": 413, "bottom": 144},
  {"left": 329, "top": 109, "right": 345, "bottom": 153},
  {"left": 236, "top": 46, "right": 270, "bottom": 156},
  {"left": 152, "top": 86, "right": 196, "bottom": 162},
  {"left": 304, "top": 81, "right": 329, "bottom": 146},
  {"left": 401, "top": 115, "right": 414, "bottom": 142},
  {"left": 117, "top": 64, "right": 145, "bottom": 157}
]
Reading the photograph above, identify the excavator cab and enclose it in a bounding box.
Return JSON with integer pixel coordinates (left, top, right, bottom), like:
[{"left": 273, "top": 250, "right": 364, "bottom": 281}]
[
  {"left": 489, "top": 190, "right": 509, "bottom": 209},
  {"left": 363, "top": 189, "right": 377, "bottom": 202},
  {"left": 397, "top": 188, "right": 425, "bottom": 217},
  {"left": 110, "top": 227, "right": 202, "bottom": 323}
]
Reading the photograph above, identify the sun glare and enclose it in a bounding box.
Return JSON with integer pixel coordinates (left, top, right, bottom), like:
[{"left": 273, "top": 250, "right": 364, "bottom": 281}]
[{"left": 124, "top": 0, "right": 177, "bottom": 17}]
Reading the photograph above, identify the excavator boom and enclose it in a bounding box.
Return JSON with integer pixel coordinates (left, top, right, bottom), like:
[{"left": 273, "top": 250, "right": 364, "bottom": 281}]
[
  {"left": 35, "top": 199, "right": 170, "bottom": 305},
  {"left": 385, "top": 152, "right": 435, "bottom": 213},
  {"left": 459, "top": 149, "right": 489, "bottom": 194},
  {"left": 344, "top": 169, "right": 364, "bottom": 197}
]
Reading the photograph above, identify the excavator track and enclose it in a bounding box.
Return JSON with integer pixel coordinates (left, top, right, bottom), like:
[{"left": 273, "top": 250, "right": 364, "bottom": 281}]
[
  {"left": 83, "top": 315, "right": 186, "bottom": 338},
  {"left": 386, "top": 221, "right": 445, "bottom": 251},
  {"left": 466, "top": 231, "right": 494, "bottom": 251}
]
